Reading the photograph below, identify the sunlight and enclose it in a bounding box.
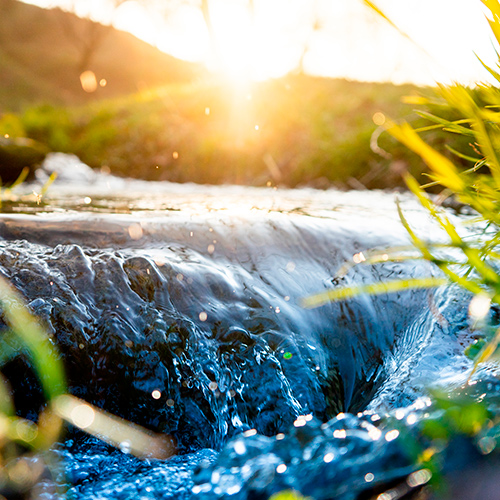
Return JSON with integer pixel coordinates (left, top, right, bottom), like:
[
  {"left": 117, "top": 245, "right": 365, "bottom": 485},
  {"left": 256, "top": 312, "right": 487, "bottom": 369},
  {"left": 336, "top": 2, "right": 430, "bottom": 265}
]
[
  {"left": 155, "top": 0, "right": 312, "bottom": 85},
  {"left": 19, "top": 0, "right": 496, "bottom": 85}
]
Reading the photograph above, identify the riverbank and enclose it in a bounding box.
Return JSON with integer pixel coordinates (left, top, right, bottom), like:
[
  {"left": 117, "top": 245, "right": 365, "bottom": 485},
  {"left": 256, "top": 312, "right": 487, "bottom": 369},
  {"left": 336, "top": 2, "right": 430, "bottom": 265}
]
[{"left": 0, "top": 75, "right": 470, "bottom": 190}]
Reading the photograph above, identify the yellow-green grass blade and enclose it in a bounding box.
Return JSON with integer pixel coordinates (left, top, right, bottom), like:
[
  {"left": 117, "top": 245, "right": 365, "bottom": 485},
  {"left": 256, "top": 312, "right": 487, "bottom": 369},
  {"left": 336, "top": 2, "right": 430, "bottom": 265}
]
[
  {"left": 301, "top": 277, "right": 449, "bottom": 309},
  {"left": 387, "top": 122, "right": 465, "bottom": 192},
  {"left": 0, "top": 275, "right": 67, "bottom": 401}
]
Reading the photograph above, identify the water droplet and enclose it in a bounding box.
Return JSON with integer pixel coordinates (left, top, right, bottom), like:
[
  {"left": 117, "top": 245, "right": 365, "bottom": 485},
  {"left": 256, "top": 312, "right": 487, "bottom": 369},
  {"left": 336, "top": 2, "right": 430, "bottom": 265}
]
[
  {"left": 209, "top": 381, "right": 218, "bottom": 391},
  {"left": 199, "top": 311, "right": 208, "bottom": 322},
  {"left": 119, "top": 441, "right": 131, "bottom": 454},
  {"left": 372, "top": 112, "right": 386, "bottom": 125},
  {"left": 324, "top": 452, "right": 334, "bottom": 463},
  {"left": 234, "top": 440, "right": 246, "bottom": 455},
  {"left": 84, "top": 196, "right": 92, "bottom": 204},
  {"left": 151, "top": 390, "right": 161, "bottom": 399},
  {"left": 173, "top": 151, "right": 179, "bottom": 159},
  {"left": 285, "top": 261, "right": 296, "bottom": 272},
  {"left": 207, "top": 244, "right": 215, "bottom": 254},
  {"left": 166, "top": 399, "right": 175, "bottom": 407},
  {"left": 353, "top": 252, "right": 366, "bottom": 264},
  {"left": 478, "top": 436, "right": 496, "bottom": 455},
  {"left": 385, "top": 429, "right": 399, "bottom": 442},
  {"left": 128, "top": 223, "right": 143, "bottom": 240},
  {"left": 71, "top": 404, "right": 95, "bottom": 429},
  {"left": 406, "top": 413, "right": 417, "bottom": 425},
  {"left": 365, "top": 473, "right": 375, "bottom": 482},
  {"left": 407, "top": 468, "right": 432, "bottom": 487},
  {"left": 276, "top": 464, "right": 287, "bottom": 474},
  {"left": 469, "top": 293, "right": 491, "bottom": 321}
]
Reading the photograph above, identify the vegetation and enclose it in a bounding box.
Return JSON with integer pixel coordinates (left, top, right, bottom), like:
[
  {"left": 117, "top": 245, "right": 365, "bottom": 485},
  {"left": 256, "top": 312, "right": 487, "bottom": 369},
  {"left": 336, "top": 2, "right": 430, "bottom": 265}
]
[
  {"left": 1, "top": 74, "right": 475, "bottom": 189},
  {"left": 304, "top": 0, "right": 500, "bottom": 494}
]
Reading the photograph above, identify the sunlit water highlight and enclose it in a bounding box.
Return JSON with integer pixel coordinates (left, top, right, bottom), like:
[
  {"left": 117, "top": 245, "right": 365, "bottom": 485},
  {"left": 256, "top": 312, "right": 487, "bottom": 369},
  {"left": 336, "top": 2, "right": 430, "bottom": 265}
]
[{"left": 0, "top": 154, "right": 496, "bottom": 499}]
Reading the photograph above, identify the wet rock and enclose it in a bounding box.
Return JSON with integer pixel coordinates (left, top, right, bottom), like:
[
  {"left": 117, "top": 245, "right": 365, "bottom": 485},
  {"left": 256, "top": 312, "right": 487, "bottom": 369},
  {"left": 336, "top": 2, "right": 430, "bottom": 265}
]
[{"left": 0, "top": 136, "right": 49, "bottom": 184}]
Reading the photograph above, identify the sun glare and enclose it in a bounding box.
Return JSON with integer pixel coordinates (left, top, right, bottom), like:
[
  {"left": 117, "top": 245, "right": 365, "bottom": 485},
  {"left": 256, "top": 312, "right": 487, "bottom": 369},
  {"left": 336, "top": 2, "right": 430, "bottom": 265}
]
[
  {"left": 154, "top": 0, "right": 312, "bottom": 85},
  {"left": 20, "top": 0, "right": 497, "bottom": 86}
]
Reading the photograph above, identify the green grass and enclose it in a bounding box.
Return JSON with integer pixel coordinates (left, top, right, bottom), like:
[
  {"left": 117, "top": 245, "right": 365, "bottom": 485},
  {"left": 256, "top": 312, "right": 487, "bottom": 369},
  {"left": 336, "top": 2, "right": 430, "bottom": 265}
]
[{"left": 1, "top": 74, "right": 473, "bottom": 189}]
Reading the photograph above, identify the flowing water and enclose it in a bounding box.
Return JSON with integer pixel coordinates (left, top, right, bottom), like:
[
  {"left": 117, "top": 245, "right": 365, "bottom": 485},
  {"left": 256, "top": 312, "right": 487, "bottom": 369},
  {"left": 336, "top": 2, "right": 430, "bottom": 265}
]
[{"left": 0, "top": 154, "right": 497, "bottom": 499}]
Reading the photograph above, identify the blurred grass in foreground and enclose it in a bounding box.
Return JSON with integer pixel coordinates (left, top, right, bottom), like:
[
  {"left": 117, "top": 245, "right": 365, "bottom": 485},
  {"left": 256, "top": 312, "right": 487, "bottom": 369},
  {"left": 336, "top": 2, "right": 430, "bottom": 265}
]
[
  {"left": 0, "top": 273, "right": 174, "bottom": 496},
  {"left": 0, "top": 75, "right": 471, "bottom": 190}
]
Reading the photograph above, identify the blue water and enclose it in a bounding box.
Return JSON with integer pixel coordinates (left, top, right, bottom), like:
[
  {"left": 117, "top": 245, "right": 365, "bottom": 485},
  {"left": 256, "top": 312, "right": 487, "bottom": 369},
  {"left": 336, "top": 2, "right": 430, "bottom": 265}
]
[{"left": 0, "top": 155, "right": 495, "bottom": 499}]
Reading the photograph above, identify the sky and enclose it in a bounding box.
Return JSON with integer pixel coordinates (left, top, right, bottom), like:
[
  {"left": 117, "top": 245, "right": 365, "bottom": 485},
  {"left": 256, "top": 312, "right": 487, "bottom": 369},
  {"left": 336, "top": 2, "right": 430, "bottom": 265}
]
[{"left": 21, "top": 0, "right": 498, "bottom": 86}]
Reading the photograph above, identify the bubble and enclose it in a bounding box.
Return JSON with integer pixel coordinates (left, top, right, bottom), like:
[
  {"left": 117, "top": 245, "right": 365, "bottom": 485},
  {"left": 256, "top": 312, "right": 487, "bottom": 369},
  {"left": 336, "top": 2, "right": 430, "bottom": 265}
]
[
  {"left": 166, "top": 399, "right": 175, "bottom": 407},
  {"left": 209, "top": 381, "right": 218, "bottom": 391},
  {"left": 173, "top": 151, "right": 179, "bottom": 159},
  {"left": 151, "top": 390, "right": 161, "bottom": 400},
  {"left": 199, "top": 311, "right": 208, "bottom": 322},
  {"left": 99, "top": 78, "right": 107, "bottom": 87},
  {"left": 285, "top": 261, "right": 296, "bottom": 272},
  {"left": 276, "top": 464, "right": 287, "bottom": 474},
  {"left": 205, "top": 107, "right": 210, "bottom": 115},
  {"left": 365, "top": 473, "right": 375, "bottom": 482},
  {"left": 324, "top": 453, "right": 334, "bottom": 463},
  {"left": 207, "top": 244, "right": 215, "bottom": 254},
  {"left": 84, "top": 196, "right": 92, "bottom": 204}
]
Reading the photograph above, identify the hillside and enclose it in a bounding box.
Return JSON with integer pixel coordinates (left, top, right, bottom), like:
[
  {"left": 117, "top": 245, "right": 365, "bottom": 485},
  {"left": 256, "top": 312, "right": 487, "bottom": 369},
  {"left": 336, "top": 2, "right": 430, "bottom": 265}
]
[{"left": 0, "top": 0, "right": 203, "bottom": 111}]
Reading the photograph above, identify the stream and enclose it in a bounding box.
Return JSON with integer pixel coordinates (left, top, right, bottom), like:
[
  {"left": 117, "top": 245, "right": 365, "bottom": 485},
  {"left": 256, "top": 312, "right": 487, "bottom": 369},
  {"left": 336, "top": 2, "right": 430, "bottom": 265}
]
[{"left": 1, "top": 154, "right": 498, "bottom": 499}]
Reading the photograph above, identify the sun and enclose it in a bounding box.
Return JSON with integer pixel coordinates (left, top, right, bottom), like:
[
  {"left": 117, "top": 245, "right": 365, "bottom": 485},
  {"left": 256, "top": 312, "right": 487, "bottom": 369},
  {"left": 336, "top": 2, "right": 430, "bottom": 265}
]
[{"left": 113, "top": 0, "right": 311, "bottom": 85}]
